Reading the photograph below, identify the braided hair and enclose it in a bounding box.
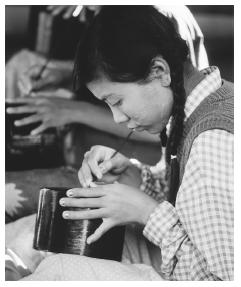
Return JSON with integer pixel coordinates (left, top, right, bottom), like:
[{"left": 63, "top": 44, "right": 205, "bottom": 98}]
[{"left": 74, "top": 6, "right": 189, "bottom": 162}]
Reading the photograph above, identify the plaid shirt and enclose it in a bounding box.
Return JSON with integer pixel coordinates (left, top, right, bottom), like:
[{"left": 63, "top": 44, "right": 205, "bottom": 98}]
[{"left": 139, "top": 67, "right": 233, "bottom": 280}]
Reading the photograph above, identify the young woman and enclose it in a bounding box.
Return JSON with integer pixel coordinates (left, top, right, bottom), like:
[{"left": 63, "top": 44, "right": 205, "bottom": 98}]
[{"left": 11, "top": 6, "right": 233, "bottom": 280}]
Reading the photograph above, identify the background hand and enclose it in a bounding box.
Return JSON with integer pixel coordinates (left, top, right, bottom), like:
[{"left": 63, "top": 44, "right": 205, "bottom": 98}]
[
  {"left": 18, "top": 60, "right": 73, "bottom": 95},
  {"left": 6, "top": 92, "right": 77, "bottom": 135},
  {"left": 47, "top": 5, "right": 101, "bottom": 22}
]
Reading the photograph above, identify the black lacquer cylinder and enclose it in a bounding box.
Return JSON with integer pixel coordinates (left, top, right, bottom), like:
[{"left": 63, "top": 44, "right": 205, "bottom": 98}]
[{"left": 33, "top": 187, "right": 125, "bottom": 261}]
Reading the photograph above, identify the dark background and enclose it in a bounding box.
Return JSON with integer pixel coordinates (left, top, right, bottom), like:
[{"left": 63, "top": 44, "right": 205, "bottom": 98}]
[{"left": 5, "top": 5, "right": 234, "bottom": 81}]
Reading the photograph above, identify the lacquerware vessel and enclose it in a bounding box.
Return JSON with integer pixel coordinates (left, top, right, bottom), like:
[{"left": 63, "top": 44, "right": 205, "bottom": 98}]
[{"left": 33, "top": 187, "right": 125, "bottom": 261}]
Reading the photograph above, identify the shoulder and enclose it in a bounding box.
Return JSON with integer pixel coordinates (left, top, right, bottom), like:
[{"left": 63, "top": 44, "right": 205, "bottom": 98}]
[{"left": 185, "top": 129, "right": 233, "bottom": 180}]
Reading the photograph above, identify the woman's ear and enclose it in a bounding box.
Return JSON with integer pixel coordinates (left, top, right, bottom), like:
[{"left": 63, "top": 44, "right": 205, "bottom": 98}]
[{"left": 149, "top": 57, "right": 171, "bottom": 87}]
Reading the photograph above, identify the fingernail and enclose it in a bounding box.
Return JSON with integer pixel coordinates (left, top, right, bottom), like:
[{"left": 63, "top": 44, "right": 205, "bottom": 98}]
[
  {"left": 97, "top": 172, "right": 102, "bottom": 179},
  {"left": 86, "top": 238, "right": 91, "bottom": 244},
  {"left": 63, "top": 211, "right": 69, "bottom": 218},
  {"left": 30, "top": 130, "right": 37, "bottom": 136},
  {"left": 14, "top": 121, "right": 20, "bottom": 126},
  {"left": 59, "top": 199, "right": 65, "bottom": 206},
  {"left": 6, "top": 108, "right": 13, "bottom": 113},
  {"left": 67, "top": 190, "right": 73, "bottom": 197}
]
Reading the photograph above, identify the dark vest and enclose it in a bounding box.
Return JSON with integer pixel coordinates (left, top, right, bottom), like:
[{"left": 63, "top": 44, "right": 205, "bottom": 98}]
[{"left": 169, "top": 80, "right": 234, "bottom": 204}]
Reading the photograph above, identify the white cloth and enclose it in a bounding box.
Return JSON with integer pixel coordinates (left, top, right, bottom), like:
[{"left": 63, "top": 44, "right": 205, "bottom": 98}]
[{"left": 21, "top": 225, "right": 164, "bottom": 281}]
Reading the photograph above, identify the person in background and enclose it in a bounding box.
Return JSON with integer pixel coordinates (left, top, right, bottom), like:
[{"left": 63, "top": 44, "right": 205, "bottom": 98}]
[
  {"left": 5, "top": 5, "right": 208, "bottom": 143},
  {"left": 5, "top": 6, "right": 232, "bottom": 280}
]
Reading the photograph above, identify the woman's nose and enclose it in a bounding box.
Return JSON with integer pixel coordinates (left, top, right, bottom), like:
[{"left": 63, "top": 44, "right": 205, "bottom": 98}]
[{"left": 110, "top": 107, "right": 129, "bottom": 124}]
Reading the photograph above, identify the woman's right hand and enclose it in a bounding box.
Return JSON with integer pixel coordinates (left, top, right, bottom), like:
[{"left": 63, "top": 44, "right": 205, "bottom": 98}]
[{"left": 78, "top": 145, "right": 142, "bottom": 188}]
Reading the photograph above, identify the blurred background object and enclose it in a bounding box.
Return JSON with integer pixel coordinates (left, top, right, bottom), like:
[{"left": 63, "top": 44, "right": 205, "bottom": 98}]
[{"left": 5, "top": 5, "right": 234, "bottom": 81}]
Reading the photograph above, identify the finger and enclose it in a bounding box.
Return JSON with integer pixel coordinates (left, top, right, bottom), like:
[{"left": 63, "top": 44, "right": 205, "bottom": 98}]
[
  {"left": 87, "top": 221, "right": 113, "bottom": 244},
  {"left": 77, "top": 169, "right": 89, "bottom": 188},
  {"left": 30, "top": 124, "right": 47, "bottom": 135},
  {"left": 62, "top": 208, "right": 105, "bottom": 220},
  {"left": 79, "top": 7, "right": 87, "bottom": 22},
  {"left": 99, "top": 160, "right": 113, "bottom": 174},
  {"left": 79, "top": 159, "right": 94, "bottom": 187},
  {"left": 29, "top": 64, "right": 46, "bottom": 79},
  {"left": 84, "top": 151, "right": 90, "bottom": 158},
  {"left": 31, "top": 77, "right": 50, "bottom": 91},
  {"left": 47, "top": 5, "right": 54, "bottom": 10},
  {"left": 101, "top": 173, "right": 119, "bottom": 184},
  {"left": 6, "top": 97, "right": 35, "bottom": 104},
  {"left": 87, "top": 156, "right": 103, "bottom": 180},
  {"left": 88, "top": 146, "right": 114, "bottom": 178},
  {"left": 17, "top": 79, "right": 31, "bottom": 95},
  {"left": 89, "top": 182, "right": 98, "bottom": 187},
  {"left": 59, "top": 197, "right": 104, "bottom": 208},
  {"left": 72, "top": 5, "right": 83, "bottom": 17},
  {"left": 99, "top": 155, "right": 127, "bottom": 174},
  {"left": 6, "top": 105, "right": 38, "bottom": 114},
  {"left": 18, "top": 65, "right": 44, "bottom": 93},
  {"left": 63, "top": 6, "right": 76, "bottom": 19},
  {"left": 14, "top": 114, "right": 42, "bottom": 127},
  {"left": 51, "top": 5, "right": 68, "bottom": 16},
  {"left": 66, "top": 187, "right": 105, "bottom": 198}
]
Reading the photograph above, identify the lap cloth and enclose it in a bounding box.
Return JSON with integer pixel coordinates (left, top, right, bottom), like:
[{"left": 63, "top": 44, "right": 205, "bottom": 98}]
[
  {"left": 5, "top": 167, "right": 164, "bottom": 280},
  {"left": 21, "top": 224, "right": 163, "bottom": 281}
]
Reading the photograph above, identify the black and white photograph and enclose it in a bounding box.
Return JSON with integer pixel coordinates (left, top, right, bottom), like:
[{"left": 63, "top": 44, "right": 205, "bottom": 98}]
[{"left": 4, "top": 3, "right": 235, "bottom": 281}]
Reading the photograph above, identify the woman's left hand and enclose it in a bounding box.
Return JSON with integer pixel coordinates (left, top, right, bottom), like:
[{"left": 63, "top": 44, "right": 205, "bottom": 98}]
[
  {"left": 6, "top": 90, "right": 76, "bottom": 135},
  {"left": 60, "top": 182, "right": 158, "bottom": 244}
]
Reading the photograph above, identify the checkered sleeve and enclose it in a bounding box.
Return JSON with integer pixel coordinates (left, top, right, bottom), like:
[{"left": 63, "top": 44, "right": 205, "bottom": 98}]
[
  {"left": 133, "top": 154, "right": 168, "bottom": 202},
  {"left": 143, "top": 129, "right": 233, "bottom": 280}
]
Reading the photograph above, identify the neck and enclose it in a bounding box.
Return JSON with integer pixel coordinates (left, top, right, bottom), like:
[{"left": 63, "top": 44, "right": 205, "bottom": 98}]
[{"left": 183, "top": 61, "right": 206, "bottom": 97}]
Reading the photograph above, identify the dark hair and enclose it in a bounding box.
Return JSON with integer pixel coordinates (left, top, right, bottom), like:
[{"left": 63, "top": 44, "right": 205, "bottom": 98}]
[{"left": 74, "top": 5, "right": 188, "bottom": 162}]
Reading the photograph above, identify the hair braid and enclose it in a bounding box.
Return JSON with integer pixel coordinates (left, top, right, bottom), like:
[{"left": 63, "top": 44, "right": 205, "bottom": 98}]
[{"left": 165, "top": 63, "right": 186, "bottom": 164}]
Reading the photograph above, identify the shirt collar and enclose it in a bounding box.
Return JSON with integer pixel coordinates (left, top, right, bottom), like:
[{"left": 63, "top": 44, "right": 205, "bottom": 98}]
[
  {"left": 184, "top": 66, "right": 222, "bottom": 120},
  {"left": 166, "top": 66, "right": 222, "bottom": 135}
]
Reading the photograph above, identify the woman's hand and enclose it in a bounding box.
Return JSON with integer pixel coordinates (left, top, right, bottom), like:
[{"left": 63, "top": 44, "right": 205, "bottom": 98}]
[
  {"left": 60, "top": 183, "right": 159, "bottom": 244},
  {"left": 18, "top": 60, "right": 73, "bottom": 95},
  {"left": 78, "top": 145, "right": 142, "bottom": 188},
  {"left": 6, "top": 92, "right": 77, "bottom": 135}
]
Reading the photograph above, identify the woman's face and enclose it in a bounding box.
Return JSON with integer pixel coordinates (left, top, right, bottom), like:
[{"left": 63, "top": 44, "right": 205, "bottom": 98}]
[{"left": 87, "top": 75, "right": 174, "bottom": 134}]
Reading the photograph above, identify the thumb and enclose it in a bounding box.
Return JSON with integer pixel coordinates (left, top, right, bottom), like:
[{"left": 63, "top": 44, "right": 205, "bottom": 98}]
[
  {"left": 31, "top": 78, "right": 49, "bottom": 91},
  {"left": 99, "top": 155, "right": 127, "bottom": 175},
  {"left": 87, "top": 220, "right": 113, "bottom": 244},
  {"left": 99, "top": 159, "right": 113, "bottom": 174}
]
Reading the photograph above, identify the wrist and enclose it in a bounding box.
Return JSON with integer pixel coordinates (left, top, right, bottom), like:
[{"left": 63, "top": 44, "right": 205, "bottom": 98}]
[{"left": 140, "top": 198, "right": 159, "bottom": 226}]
